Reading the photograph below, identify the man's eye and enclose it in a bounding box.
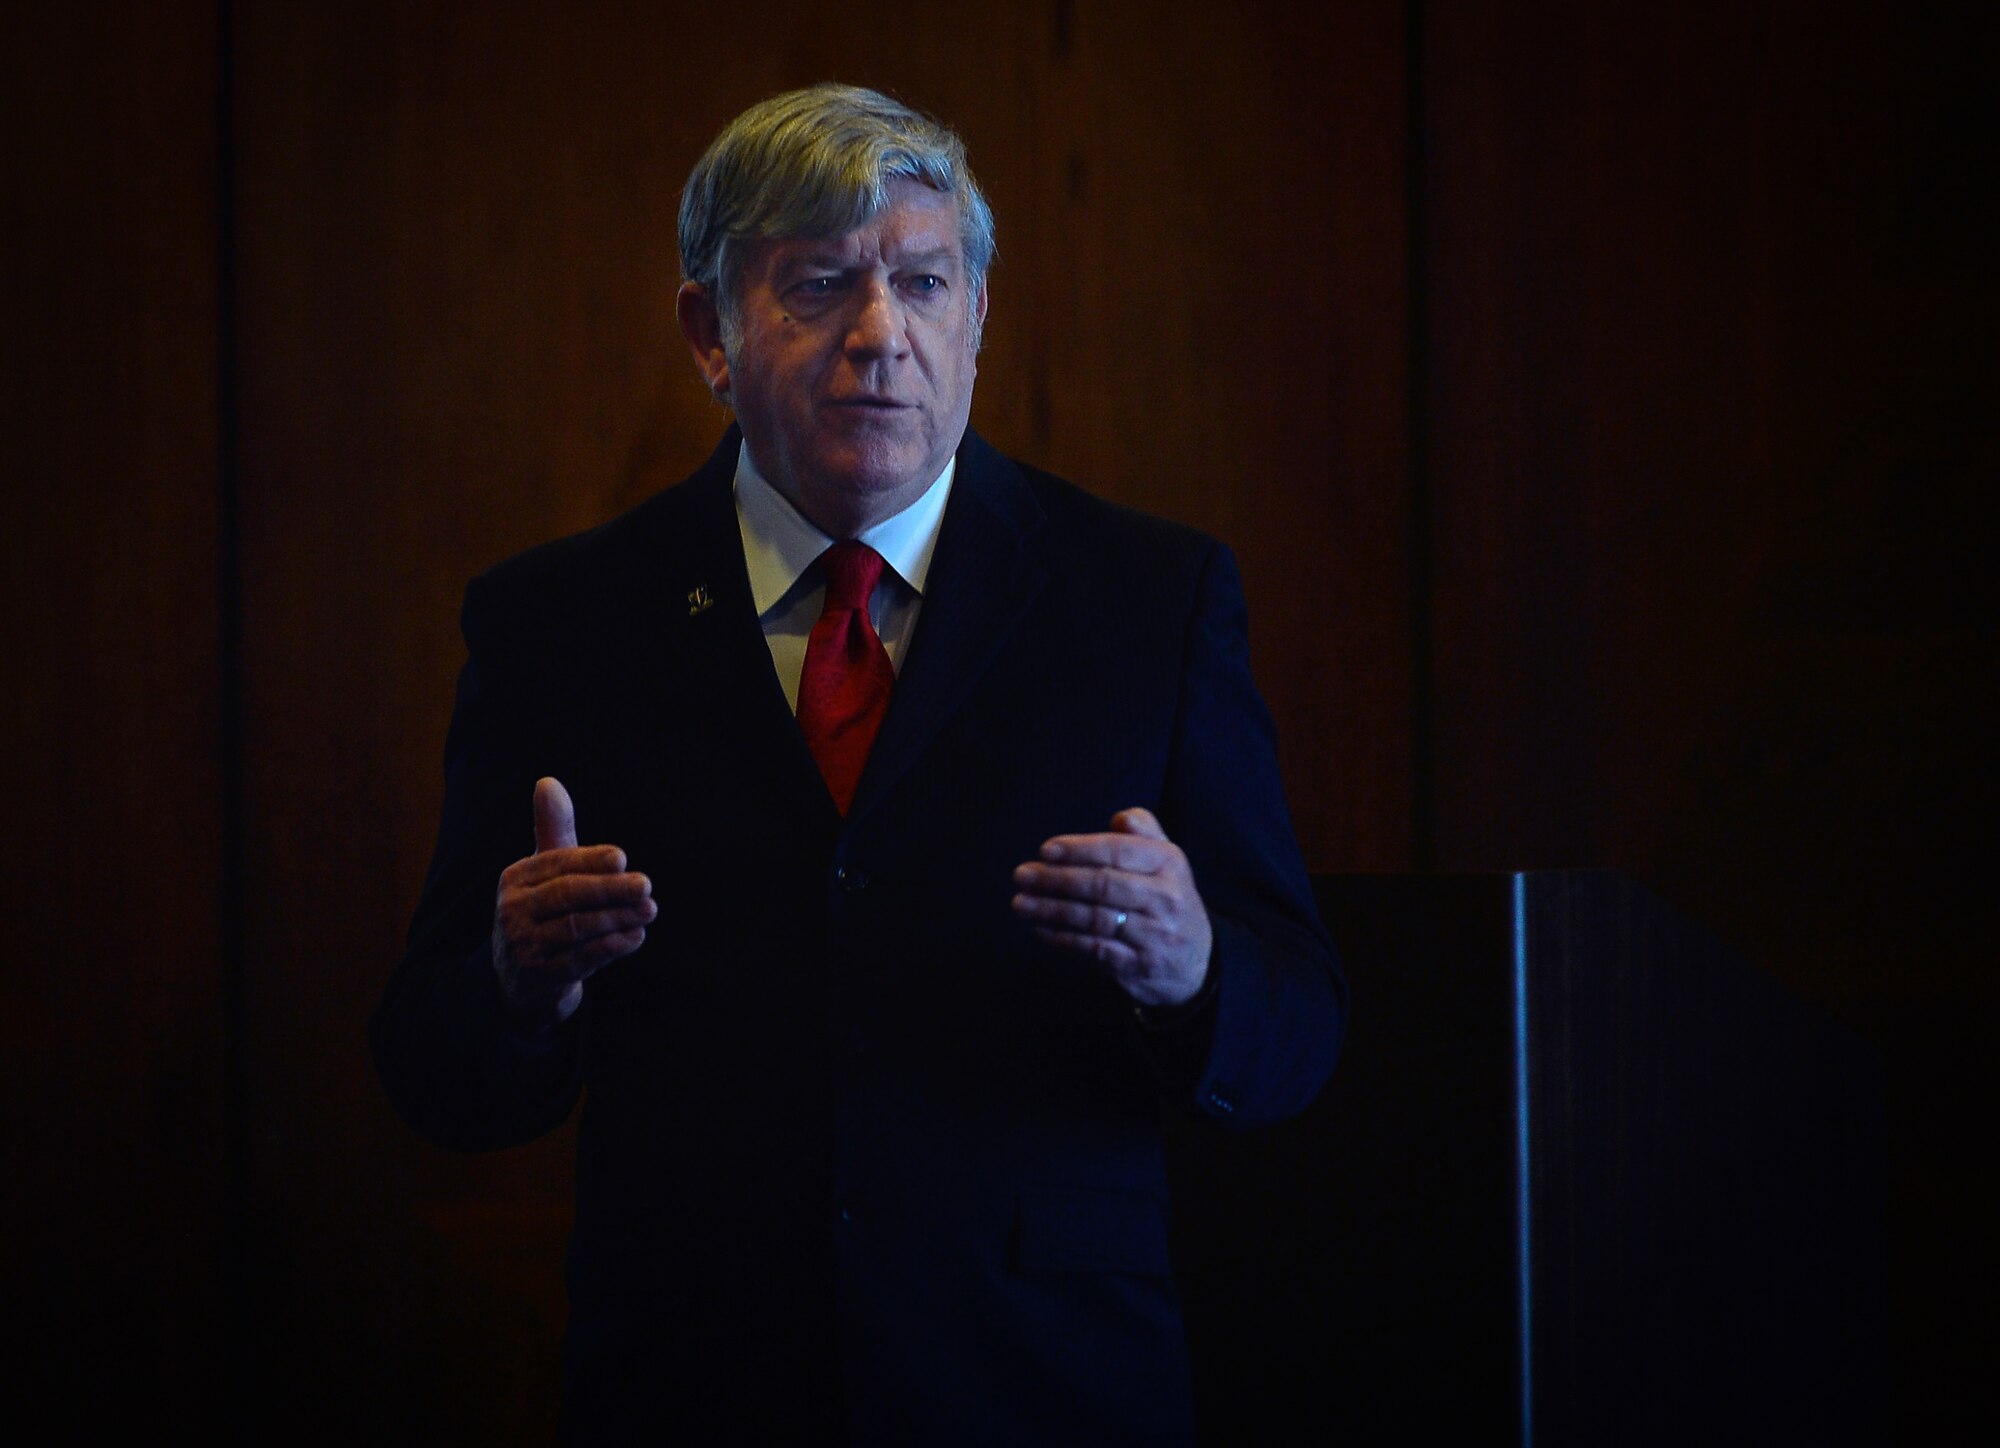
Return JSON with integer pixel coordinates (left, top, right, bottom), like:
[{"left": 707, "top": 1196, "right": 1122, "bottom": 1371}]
[
  {"left": 905, "top": 275, "right": 944, "bottom": 295},
  {"left": 795, "top": 277, "right": 836, "bottom": 296}
]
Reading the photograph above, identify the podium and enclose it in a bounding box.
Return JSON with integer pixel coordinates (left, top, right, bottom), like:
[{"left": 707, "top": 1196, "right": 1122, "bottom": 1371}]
[{"left": 1167, "top": 871, "right": 1885, "bottom": 1446}]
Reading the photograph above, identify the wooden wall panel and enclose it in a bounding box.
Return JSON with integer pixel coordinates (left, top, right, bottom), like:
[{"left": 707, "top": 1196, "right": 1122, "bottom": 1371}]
[
  {"left": 229, "top": 1, "right": 1410, "bottom": 1432},
  {"left": 1007, "top": 2, "right": 1412, "bottom": 871},
  {"left": 0, "top": 3, "right": 226, "bottom": 1433},
  {"left": 1423, "top": 0, "right": 1998, "bottom": 979},
  {"left": 1421, "top": 1, "right": 1996, "bottom": 1434}
]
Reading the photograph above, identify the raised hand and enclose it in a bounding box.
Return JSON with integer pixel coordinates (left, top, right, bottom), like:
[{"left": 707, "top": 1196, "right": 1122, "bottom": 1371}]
[
  {"left": 1010, "top": 807, "right": 1214, "bottom": 1009},
  {"left": 491, "top": 777, "right": 655, "bottom": 1026}
]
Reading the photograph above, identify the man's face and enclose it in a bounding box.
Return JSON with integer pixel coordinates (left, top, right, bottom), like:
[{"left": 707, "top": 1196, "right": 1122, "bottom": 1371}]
[{"left": 691, "top": 178, "right": 986, "bottom": 537}]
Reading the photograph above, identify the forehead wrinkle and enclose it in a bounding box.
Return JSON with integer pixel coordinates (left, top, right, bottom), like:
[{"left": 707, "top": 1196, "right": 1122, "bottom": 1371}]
[
  {"left": 770, "top": 235, "right": 963, "bottom": 283},
  {"left": 892, "top": 247, "right": 961, "bottom": 271}
]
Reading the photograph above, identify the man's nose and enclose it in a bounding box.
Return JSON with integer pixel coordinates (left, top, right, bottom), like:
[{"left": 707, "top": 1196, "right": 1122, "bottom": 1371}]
[{"left": 844, "top": 282, "right": 910, "bottom": 361}]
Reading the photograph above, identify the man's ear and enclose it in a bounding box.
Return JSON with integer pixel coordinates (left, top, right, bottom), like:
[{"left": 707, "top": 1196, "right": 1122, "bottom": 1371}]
[{"left": 676, "top": 283, "right": 731, "bottom": 400}]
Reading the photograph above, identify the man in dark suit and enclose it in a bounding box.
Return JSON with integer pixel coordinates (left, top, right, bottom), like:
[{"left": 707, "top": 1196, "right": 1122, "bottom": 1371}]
[{"left": 373, "top": 84, "right": 1345, "bottom": 1444}]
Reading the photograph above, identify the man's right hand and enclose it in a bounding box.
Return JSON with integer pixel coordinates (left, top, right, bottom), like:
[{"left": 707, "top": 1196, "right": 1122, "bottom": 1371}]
[{"left": 491, "top": 777, "right": 655, "bottom": 1028}]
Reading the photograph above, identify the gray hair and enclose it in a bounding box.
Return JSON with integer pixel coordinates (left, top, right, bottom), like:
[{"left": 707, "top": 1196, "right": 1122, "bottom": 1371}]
[{"left": 678, "top": 84, "right": 996, "bottom": 343}]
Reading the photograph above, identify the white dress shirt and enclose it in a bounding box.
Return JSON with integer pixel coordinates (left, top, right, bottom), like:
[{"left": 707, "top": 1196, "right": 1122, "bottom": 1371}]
[{"left": 733, "top": 441, "right": 956, "bottom": 712}]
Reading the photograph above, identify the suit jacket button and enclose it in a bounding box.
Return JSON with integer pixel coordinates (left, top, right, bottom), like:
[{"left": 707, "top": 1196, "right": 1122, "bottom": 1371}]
[{"left": 834, "top": 865, "right": 870, "bottom": 892}]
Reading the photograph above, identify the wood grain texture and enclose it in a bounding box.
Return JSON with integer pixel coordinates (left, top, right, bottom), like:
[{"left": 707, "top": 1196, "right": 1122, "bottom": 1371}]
[
  {"left": 1422, "top": 0, "right": 1996, "bottom": 1003},
  {"left": 0, "top": 2, "right": 226, "bottom": 1432}
]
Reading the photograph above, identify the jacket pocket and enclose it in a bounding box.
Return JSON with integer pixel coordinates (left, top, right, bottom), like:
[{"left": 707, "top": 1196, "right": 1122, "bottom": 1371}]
[{"left": 1015, "top": 1187, "right": 1172, "bottom": 1276}]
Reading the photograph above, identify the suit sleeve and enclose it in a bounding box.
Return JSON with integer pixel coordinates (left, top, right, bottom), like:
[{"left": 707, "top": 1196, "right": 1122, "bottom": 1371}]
[
  {"left": 369, "top": 572, "right": 588, "bottom": 1151},
  {"left": 1151, "top": 540, "right": 1347, "bottom": 1127}
]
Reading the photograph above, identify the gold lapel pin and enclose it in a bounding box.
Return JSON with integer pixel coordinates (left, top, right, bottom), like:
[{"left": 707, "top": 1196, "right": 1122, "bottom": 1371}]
[{"left": 687, "top": 584, "right": 716, "bottom": 617}]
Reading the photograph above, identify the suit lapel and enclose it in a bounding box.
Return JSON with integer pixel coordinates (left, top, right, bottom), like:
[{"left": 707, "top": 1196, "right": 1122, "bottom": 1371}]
[
  {"left": 622, "top": 429, "right": 838, "bottom": 829},
  {"left": 848, "top": 430, "right": 1049, "bottom": 822}
]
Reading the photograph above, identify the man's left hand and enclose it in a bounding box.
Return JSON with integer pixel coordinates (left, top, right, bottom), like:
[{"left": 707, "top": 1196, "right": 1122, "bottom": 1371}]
[{"left": 1010, "top": 808, "right": 1213, "bottom": 1009}]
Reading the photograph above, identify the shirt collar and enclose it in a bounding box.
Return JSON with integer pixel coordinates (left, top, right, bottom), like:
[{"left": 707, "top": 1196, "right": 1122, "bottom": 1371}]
[{"left": 734, "top": 441, "right": 956, "bottom": 618}]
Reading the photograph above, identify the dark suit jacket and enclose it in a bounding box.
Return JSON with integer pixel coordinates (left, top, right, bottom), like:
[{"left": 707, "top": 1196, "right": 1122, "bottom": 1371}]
[{"left": 372, "top": 427, "right": 1346, "bottom": 1445}]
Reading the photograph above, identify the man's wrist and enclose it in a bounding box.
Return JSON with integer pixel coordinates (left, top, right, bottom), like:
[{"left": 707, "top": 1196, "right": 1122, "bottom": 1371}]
[
  {"left": 1131, "top": 958, "right": 1219, "bottom": 1030},
  {"left": 488, "top": 939, "right": 582, "bottom": 1037}
]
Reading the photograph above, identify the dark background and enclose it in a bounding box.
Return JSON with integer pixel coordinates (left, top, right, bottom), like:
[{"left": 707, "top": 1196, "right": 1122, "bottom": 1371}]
[{"left": 3, "top": 0, "right": 1991, "bottom": 1440}]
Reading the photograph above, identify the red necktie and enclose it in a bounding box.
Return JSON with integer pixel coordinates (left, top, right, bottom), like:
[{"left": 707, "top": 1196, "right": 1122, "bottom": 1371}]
[{"left": 797, "top": 541, "right": 895, "bottom": 814}]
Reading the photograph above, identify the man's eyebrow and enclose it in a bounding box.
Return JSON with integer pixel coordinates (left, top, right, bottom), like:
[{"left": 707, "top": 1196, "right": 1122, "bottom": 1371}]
[{"left": 773, "top": 247, "right": 961, "bottom": 284}]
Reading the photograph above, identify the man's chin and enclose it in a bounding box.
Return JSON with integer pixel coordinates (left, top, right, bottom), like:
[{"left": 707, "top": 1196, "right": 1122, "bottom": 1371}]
[
  {"left": 790, "top": 449, "right": 945, "bottom": 533},
  {"left": 821, "top": 443, "right": 938, "bottom": 496}
]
